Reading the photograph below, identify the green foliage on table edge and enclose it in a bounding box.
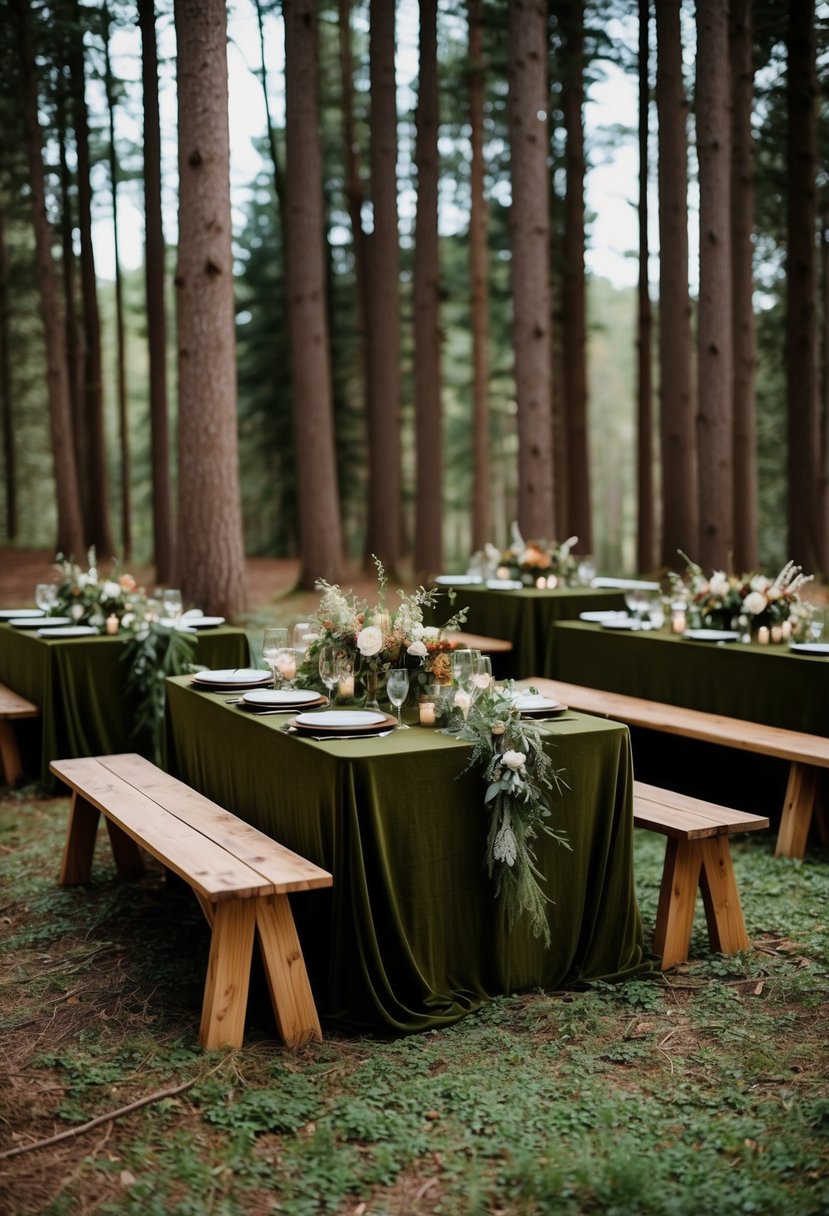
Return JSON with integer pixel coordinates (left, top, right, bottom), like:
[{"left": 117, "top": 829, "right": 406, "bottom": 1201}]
[{"left": 121, "top": 624, "right": 198, "bottom": 765}]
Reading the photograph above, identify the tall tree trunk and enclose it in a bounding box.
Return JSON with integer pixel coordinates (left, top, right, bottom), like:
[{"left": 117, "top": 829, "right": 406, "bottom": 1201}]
[
  {"left": 468, "top": 0, "right": 491, "bottom": 553},
  {"left": 560, "top": 0, "right": 591, "bottom": 554},
  {"left": 508, "top": 0, "right": 555, "bottom": 538},
  {"left": 174, "top": 0, "right": 247, "bottom": 616},
  {"left": 0, "top": 207, "right": 16, "bottom": 541},
  {"left": 283, "top": 0, "right": 343, "bottom": 587},
  {"left": 730, "top": 0, "right": 757, "bottom": 572},
  {"left": 786, "top": 0, "right": 822, "bottom": 572},
  {"left": 56, "top": 71, "right": 86, "bottom": 513},
  {"left": 252, "top": 0, "right": 285, "bottom": 216},
  {"left": 636, "top": 0, "right": 654, "bottom": 574},
  {"left": 138, "top": 0, "right": 174, "bottom": 584},
  {"left": 103, "top": 2, "right": 131, "bottom": 560},
  {"left": 70, "top": 0, "right": 114, "bottom": 558},
  {"left": 821, "top": 190, "right": 829, "bottom": 557},
  {"left": 695, "top": 0, "right": 733, "bottom": 570},
  {"left": 656, "top": 0, "right": 696, "bottom": 565},
  {"left": 364, "top": 0, "right": 403, "bottom": 570},
  {"left": 13, "top": 0, "right": 84, "bottom": 558},
  {"left": 413, "top": 0, "right": 443, "bottom": 577}
]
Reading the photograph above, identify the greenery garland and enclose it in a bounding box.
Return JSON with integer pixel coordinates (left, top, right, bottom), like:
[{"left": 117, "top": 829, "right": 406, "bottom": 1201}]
[
  {"left": 121, "top": 623, "right": 198, "bottom": 764},
  {"left": 442, "top": 682, "right": 570, "bottom": 946}
]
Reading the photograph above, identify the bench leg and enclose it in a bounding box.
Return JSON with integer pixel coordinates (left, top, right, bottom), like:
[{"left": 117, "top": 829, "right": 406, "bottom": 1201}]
[
  {"left": 699, "top": 836, "right": 750, "bottom": 955},
  {"left": 200, "top": 899, "right": 256, "bottom": 1051},
  {"left": 0, "top": 720, "right": 23, "bottom": 788},
  {"left": 256, "top": 893, "right": 323, "bottom": 1046},
  {"left": 60, "top": 794, "right": 101, "bottom": 885},
  {"left": 105, "top": 819, "right": 146, "bottom": 880},
  {"left": 653, "top": 838, "right": 703, "bottom": 970},
  {"left": 775, "top": 762, "right": 817, "bottom": 860}
]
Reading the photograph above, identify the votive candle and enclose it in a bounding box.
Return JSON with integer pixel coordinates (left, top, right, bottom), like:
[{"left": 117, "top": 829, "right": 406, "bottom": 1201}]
[
  {"left": 338, "top": 674, "right": 355, "bottom": 699},
  {"left": 771, "top": 624, "right": 782, "bottom": 644},
  {"left": 276, "top": 652, "right": 297, "bottom": 679},
  {"left": 757, "top": 625, "right": 769, "bottom": 645},
  {"left": 419, "top": 700, "right": 436, "bottom": 726},
  {"left": 106, "top": 614, "right": 118, "bottom": 635}
]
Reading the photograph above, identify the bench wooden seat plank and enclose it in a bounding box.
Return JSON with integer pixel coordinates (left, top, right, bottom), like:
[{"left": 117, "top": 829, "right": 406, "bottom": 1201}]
[
  {"left": 524, "top": 677, "right": 828, "bottom": 859},
  {"left": 448, "top": 631, "right": 513, "bottom": 654},
  {"left": 51, "top": 754, "right": 332, "bottom": 1050},
  {"left": 0, "top": 681, "right": 39, "bottom": 788},
  {"left": 631, "top": 780, "right": 768, "bottom": 970}
]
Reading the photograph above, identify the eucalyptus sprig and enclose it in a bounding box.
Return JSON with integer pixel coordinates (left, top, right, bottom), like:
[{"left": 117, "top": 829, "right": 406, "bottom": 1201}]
[
  {"left": 442, "top": 682, "right": 570, "bottom": 946},
  {"left": 122, "top": 623, "right": 198, "bottom": 764}
]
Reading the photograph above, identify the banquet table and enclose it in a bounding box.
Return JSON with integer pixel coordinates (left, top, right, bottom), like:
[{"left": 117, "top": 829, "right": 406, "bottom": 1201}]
[
  {"left": 427, "top": 583, "right": 626, "bottom": 678},
  {"left": 547, "top": 620, "right": 829, "bottom": 815},
  {"left": 0, "top": 623, "right": 250, "bottom": 790},
  {"left": 164, "top": 676, "right": 648, "bottom": 1034}
]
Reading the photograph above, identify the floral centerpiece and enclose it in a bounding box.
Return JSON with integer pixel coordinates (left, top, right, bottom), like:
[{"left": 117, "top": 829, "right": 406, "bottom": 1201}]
[
  {"left": 52, "top": 548, "right": 144, "bottom": 628},
  {"left": 300, "top": 557, "right": 468, "bottom": 708},
  {"left": 494, "top": 523, "right": 580, "bottom": 587},
  {"left": 442, "top": 681, "right": 570, "bottom": 944},
  {"left": 670, "top": 552, "right": 814, "bottom": 638}
]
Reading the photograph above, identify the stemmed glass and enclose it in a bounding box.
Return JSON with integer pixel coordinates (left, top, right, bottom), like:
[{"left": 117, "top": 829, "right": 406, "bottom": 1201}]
[
  {"left": 624, "top": 589, "right": 649, "bottom": 627},
  {"left": 470, "top": 654, "right": 493, "bottom": 702},
  {"left": 35, "top": 583, "right": 58, "bottom": 615},
  {"left": 386, "top": 668, "right": 410, "bottom": 729},
  {"left": 162, "top": 588, "right": 184, "bottom": 626},
  {"left": 318, "top": 645, "right": 341, "bottom": 705},
  {"left": 262, "top": 628, "right": 289, "bottom": 686},
  {"left": 451, "top": 648, "right": 479, "bottom": 718}
]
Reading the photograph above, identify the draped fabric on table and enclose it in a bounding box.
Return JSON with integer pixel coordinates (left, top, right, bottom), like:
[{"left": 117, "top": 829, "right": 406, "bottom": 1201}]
[
  {"left": 0, "top": 625, "right": 250, "bottom": 790},
  {"left": 165, "top": 677, "right": 649, "bottom": 1034},
  {"left": 425, "top": 585, "right": 626, "bottom": 678}
]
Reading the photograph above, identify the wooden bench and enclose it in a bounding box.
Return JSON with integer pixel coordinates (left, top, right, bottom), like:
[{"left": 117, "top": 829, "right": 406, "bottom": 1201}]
[
  {"left": 0, "top": 682, "right": 39, "bottom": 788},
  {"left": 448, "top": 631, "right": 513, "bottom": 656},
  {"left": 522, "top": 678, "right": 829, "bottom": 860},
  {"left": 633, "top": 781, "right": 768, "bottom": 970},
  {"left": 50, "top": 753, "right": 332, "bottom": 1051}
]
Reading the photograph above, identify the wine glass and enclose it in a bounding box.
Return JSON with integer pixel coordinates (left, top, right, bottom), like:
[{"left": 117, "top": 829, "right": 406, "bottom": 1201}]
[
  {"left": 386, "top": 668, "right": 410, "bottom": 729},
  {"left": 470, "top": 654, "right": 493, "bottom": 702},
  {"left": 624, "top": 589, "right": 649, "bottom": 626},
  {"left": 293, "top": 622, "right": 314, "bottom": 658},
  {"left": 162, "top": 587, "right": 183, "bottom": 626},
  {"left": 263, "top": 627, "right": 289, "bottom": 685},
  {"left": 451, "top": 648, "right": 478, "bottom": 694},
  {"left": 35, "top": 583, "right": 57, "bottom": 615},
  {"left": 318, "top": 645, "right": 340, "bottom": 704}
]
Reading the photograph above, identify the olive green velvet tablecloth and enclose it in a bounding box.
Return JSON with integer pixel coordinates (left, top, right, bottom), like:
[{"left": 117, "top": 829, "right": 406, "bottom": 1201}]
[
  {"left": 0, "top": 623, "right": 250, "bottom": 789},
  {"left": 164, "top": 675, "right": 647, "bottom": 1034},
  {"left": 426, "top": 584, "right": 626, "bottom": 678}
]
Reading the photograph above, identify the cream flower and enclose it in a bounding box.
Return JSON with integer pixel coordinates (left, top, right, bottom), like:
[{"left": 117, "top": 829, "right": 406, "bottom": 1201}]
[
  {"left": 407, "top": 640, "right": 428, "bottom": 658},
  {"left": 709, "top": 572, "right": 730, "bottom": 598},
  {"left": 502, "top": 750, "right": 527, "bottom": 771},
  {"left": 356, "top": 625, "right": 384, "bottom": 657},
  {"left": 743, "top": 591, "right": 768, "bottom": 616}
]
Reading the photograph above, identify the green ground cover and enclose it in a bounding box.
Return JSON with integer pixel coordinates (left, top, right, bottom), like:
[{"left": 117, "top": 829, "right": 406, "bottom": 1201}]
[{"left": 1, "top": 786, "right": 827, "bottom": 1216}]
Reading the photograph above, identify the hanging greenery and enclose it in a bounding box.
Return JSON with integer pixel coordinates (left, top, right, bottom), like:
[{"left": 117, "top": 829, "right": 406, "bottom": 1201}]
[{"left": 121, "top": 623, "right": 198, "bottom": 765}]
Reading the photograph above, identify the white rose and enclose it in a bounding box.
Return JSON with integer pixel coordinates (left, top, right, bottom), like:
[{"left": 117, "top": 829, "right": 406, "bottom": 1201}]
[
  {"left": 743, "top": 591, "right": 768, "bottom": 616},
  {"left": 751, "top": 575, "right": 771, "bottom": 593},
  {"left": 70, "top": 603, "right": 85, "bottom": 621},
  {"left": 101, "top": 580, "right": 121, "bottom": 599},
  {"left": 356, "top": 625, "right": 384, "bottom": 657},
  {"left": 502, "top": 750, "right": 526, "bottom": 771},
  {"left": 407, "top": 640, "right": 428, "bottom": 658},
  {"left": 709, "top": 572, "right": 730, "bottom": 598},
  {"left": 422, "top": 626, "right": 440, "bottom": 641}
]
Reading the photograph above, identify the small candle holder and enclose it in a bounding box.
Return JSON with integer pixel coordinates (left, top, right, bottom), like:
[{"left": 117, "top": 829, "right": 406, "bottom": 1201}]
[
  {"left": 105, "top": 614, "right": 119, "bottom": 635},
  {"left": 418, "top": 696, "right": 437, "bottom": 726},
  {"left": 757, "top": 625, "right": 770, "bottom": 645}
]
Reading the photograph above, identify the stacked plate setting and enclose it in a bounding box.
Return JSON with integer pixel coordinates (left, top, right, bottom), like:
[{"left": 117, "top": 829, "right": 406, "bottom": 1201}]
[{"left": 288, "top": 709, "right": 397, "bottom": 736}]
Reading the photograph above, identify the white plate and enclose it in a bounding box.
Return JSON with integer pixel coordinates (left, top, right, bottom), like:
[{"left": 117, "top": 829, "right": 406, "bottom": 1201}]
[
  {"left": 294, "top": 710, "right": 387, "bottom": 730},
  {"left": 512, "top": 694, "right": 565, "bottom": 713},
  {"left": 242, "top": 688, "right": 324, "bottom": 707},
  {"left": 434, "top": 574, "right": 482, "bottom": 586},
  {"left": 683, "top": 629, "right": 741, "bottom": 643},
  {"left": 12, "top": 616, "right": 73, "bottom": 629},
  {"left": 788, "top": 642, "right": 829, "bottom": 656},
  {"left": 0, "top": 608, "right": 44, "bottom": 619},
  {"left": 579, "top": 610, "right": 631, "bottom": 623},
  {"left": 192, "top": 668, "right": 272, "bottom": 687},
  {"left": 591, "top": 577, "right": 661, "bottom": 591},
  {"left": 600, "top": 619, "right": 653, "bottom": 631},
  {"left": 186, "top": 616, "right": 225, "bottom": 629},
  {"left": 36, "top": 625, "right": 99, "bottom": 637},
  {"left": 486, "top": 579, "right": 523, "bottom": 591}
]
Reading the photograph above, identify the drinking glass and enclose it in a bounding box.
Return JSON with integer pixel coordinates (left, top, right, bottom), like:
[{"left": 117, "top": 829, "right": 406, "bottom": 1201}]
[
  {"left": 162, "top": 588, "right": 183, "bottom": 626},
  {"left": 451, "top": 648, "right": 478, "bottom": 694},
  {"left": 274, "top": 647, "right": 298, "bottom": 689},
  {"left": 470, "top": 654, "right": 493, "bottom": 701},
  {"left": 808, "top": 608, "right": 824, "bottom": 643},
  {"left": 262, "top": 628, "right": 289, "bottom": 684},
  {"left": 336, "top": 653, "right": 356, "bottom": 701},
  {"left": 386, "top": 668, "right": 410, "bottom": 729},
  {"left": 35, "top": 583, "right": 57, "bottom": 614},
  {"left": 624, "top": 589, "right": 649, "bottom": 626},
  {"left": 293, "top": 622, "right": 314, "bottom": 654},
  {"left": 318, "top": 645, "right": 340, "bottom": 704}
]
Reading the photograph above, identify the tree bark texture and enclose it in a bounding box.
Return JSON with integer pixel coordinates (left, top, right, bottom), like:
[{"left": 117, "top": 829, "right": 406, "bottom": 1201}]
[
  {"left": 785, "top": 0, "right": 822, "bottom": 572},
  {"left": 139, "top": 0, "right": 174, "bottom": 585},
  {"left": 656, "top": 0, "right": 697, "bottom": 566},
  {"left": 561, "top": 0, "right": 592, "bottom": 554},
  {"left": 695, "top": 0, "right": 734, "bottom": 569},
  {"left": 14, "top": 0, "right": 84, "bottom": 558},
  {"left": 636, "top": 0, "right": 654, "bottom": 573},
  {"left": 174, "top": 0, "right": 247, "bottom": 616},
  {"left": 508, "top": 0, "right": 555, "bottom": 538},
  {"left": 283, "top": 0, "right": 344, "bottom": 587},
  {"left": 55, "top": 74, "right": 86, "bottom": 511},
  {"left": 413, "top": 0, "right": 443, "bottom": 577},
  {"left": 729, "top": 0, "right": 757, "bottom": 572},
  {"left": 0, "top": 207, "right": 16, "bottom": 540},
  {"left": 468, "top": 0, "right": 491, "bottom": 553},
  {"left": 364, "top": 0, "right": 402, "bottom": 570},
  {"left": 70, "top": 0, "right": 114, "bottom": 558}
]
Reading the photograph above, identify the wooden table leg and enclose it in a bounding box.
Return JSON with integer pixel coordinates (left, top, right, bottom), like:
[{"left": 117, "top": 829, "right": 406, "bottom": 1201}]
[
  {"left": 256, "top": 893, "right": 323, "bottom": 1046},
  {"left": 653, "top": 837, "right": 703, "bottom": 970},
  {"left": 699, "top": 836, "right": 750, "bottom": 955},
  {"left": 0, "top": 720, "right": 23, "bottom": 788},
  {"left": 59, "top": 794, "right": 101, "bottom": 885},
  {"left": 200, "top": 899, "right": 256, "bottom": 1050},
  {"left": 776, "top": 762, "right": 818, "bottom": 860}
]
